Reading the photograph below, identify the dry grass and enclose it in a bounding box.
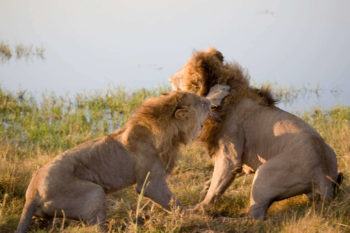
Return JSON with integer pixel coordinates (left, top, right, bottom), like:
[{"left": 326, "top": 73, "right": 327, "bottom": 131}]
[{"left": 0, "top": 87, "right": 349, "bottom": 233}]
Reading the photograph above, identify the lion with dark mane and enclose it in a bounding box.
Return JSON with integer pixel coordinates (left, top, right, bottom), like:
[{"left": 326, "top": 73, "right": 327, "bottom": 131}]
[
  {"left": 170, "top": 48, "right": 343, "bottom": 219},
  {"left": 16, "top": 91, "right": 211, "bottom": 232}
]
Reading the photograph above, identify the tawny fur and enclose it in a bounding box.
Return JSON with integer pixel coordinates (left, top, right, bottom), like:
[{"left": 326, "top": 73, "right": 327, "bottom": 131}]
[
  {"left": 170, "top": 48, "right": 342, "bottom": 219},
  {"left": 172, "top": 48, "right": 278, "bottom": 155},
  {"left": 16, "top": 91, "right": 211, "bottom": 233}
]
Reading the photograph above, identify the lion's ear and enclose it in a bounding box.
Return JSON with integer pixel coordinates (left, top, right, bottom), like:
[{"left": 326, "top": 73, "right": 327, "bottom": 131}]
[{"left": 175, "top": 107, "right": 190, "bottom": 120}]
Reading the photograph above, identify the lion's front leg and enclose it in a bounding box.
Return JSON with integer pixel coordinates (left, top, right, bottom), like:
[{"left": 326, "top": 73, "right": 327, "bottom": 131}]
[
  {"left": 136, "top": 164, "right": 178, "bottom": 211},
  {"left": 197, "top": 140, "right": 243, "bottom": 209},
  {"left": 137, "top": 177, "right": 175, "bottom": 211},
  {"left": 197, "top": 150, "right": 236, "bottom": 207}
]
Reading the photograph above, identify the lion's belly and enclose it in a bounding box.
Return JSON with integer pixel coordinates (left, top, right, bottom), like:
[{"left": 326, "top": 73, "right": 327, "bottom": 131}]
[
  {"left": 97, "top": 165, "right": 137, "bottom": 193},
  {"left": 73, "top": 153, "right": 137, "bottom": 192},
  {"left": 242, "top": 150, "right": 264, "bottom": 172},
  {"left": 242, "top": 132, "right": 300, "bottom": 171}
]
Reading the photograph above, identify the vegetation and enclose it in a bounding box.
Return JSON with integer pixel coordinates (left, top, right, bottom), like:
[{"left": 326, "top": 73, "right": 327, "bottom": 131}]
[
  {"left": 0, "top": 42, "right": 45, "bottom": 62},
  {"left": 0, "top": 86, "right": 349, "bottom": 232}
]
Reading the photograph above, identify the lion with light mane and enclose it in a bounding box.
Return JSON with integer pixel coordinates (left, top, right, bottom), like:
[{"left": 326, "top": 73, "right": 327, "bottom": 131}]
[
  {"left": 16, "top": 91, "right": 212, "bottom": 232},
  {"left": 170, "top": 48, "right": 343, "bottom": 219}
]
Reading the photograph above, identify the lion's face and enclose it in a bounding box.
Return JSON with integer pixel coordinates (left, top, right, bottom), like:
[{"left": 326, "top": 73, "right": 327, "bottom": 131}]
[{"left": 174, "top": 92, "right": 211, "bottom": 142}]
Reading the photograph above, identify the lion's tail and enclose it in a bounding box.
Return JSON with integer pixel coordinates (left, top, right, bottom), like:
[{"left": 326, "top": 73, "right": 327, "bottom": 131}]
[{"left": 16, "top": 195, "right": 38, "bottom": 233}]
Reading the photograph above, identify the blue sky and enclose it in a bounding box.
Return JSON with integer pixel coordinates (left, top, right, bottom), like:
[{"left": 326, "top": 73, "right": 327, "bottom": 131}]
[{"left": 0, "top": 0, "right": 349, "bottom": 110}]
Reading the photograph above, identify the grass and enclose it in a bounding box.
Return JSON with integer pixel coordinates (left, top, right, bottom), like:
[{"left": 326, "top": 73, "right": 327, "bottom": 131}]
[{"left": 0, "top": 86, "right": 349, "bottom": 233}]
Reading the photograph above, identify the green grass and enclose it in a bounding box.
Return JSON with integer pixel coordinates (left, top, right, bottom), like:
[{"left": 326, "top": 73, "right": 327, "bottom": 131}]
[{"left": 0, "top": 87, "right": 349, "bottom": 233}]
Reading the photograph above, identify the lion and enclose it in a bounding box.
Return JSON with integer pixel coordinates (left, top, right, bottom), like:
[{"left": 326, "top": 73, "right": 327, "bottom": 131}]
[
  {"left": 16, "top": 91, "right": 212, "bottom": 233},
  {"left": 170, "top": 48, "right": 343, "bottom": 219}
]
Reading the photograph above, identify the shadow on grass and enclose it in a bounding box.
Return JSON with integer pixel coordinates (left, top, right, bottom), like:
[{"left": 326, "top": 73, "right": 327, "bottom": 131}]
[{"left": 178, "top": 193, "right": 315, "bottom": 233}]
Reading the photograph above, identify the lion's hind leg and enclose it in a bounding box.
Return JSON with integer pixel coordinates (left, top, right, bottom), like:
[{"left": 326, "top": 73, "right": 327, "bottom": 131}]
[
  {"left": 312, "top": 167, "right": 342, "bottom": 203},
  {"left": 249, "top": 156, "right": 311, "bottom": 220},
  {"left": 41, "top": 180, "right": 107, "bottom": 230}
]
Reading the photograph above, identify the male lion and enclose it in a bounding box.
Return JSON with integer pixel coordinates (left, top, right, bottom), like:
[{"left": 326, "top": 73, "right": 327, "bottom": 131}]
[
  {"left": 16, "top": 91, "right": 212, "bottom": 232},
  {"left": 170, "top": 48, "right": 343, "bottom": 219}
]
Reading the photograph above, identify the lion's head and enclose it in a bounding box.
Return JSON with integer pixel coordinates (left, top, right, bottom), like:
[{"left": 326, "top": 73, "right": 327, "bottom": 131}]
[
  {"left": 170, "top": 48, "right": 225, "bottom": 96},
  {"left": 121, "top": 91, "right": 211, "bottom": 171},
  {"left": 171, "top": 92, "right": 212, "bottom": 142},
  {"left": 130, "top": 91, "right": 211, "bottom": 144}
]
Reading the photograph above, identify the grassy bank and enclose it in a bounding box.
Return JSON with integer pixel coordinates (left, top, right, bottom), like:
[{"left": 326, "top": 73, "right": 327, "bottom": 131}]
[{"left": 0, "top": 87, "right": 349, "bottom": 232}]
